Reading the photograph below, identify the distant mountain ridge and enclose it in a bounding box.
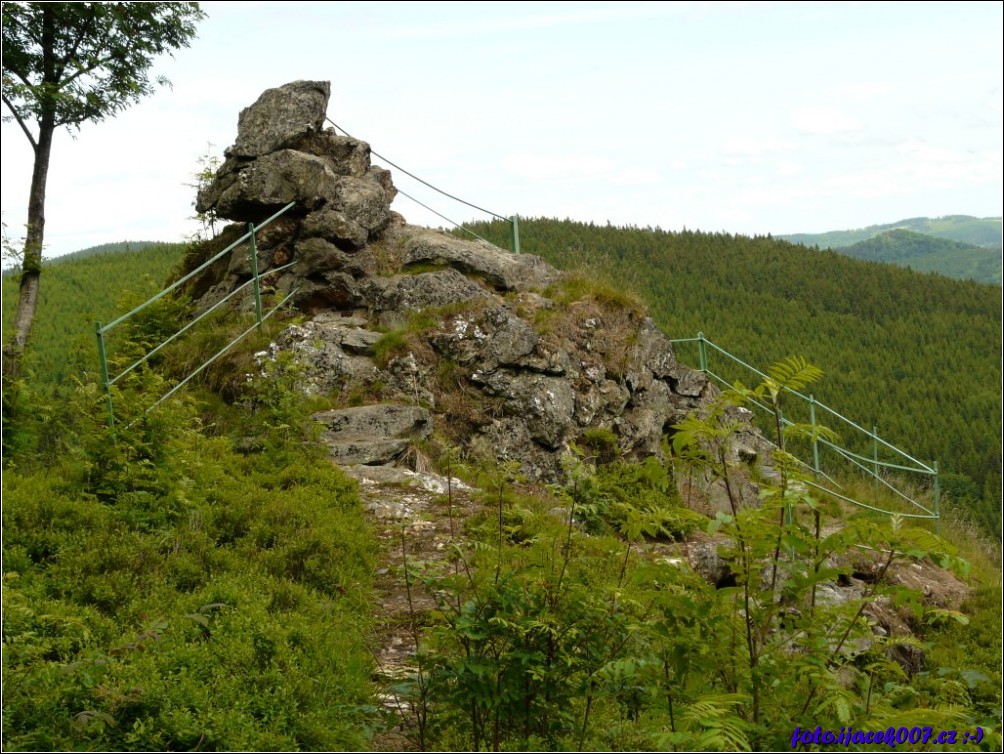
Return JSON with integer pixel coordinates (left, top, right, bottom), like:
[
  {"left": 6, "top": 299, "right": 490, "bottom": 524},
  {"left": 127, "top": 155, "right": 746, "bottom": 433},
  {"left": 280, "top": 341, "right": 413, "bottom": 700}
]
[
  {"left": 780, "top": 215, "right": 1002, "bottom": 284},
  {"left": 842, "top": 229, "right": 1002, "bottom": 285},
  {"left": 2, "top": 241, "right": 172, "bottom": 275},
  {"left": 780, "top": 215, "right": 1001, "bottom": 248}
]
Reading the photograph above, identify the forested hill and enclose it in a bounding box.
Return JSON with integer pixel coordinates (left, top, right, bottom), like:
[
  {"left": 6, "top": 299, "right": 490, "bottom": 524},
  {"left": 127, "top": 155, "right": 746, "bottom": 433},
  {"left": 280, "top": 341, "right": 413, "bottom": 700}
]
[
  {"left": 840, "top": 229, "right": 1002, "bottom": 285},
  {"left": 780, "top": 215, "right": 1002, "bottom": 249},
  {"left": 0, "top": 243, "right": 187, "bottom": 384},
  {"left": 460, "top": 217, "right": 1003, "bottom": 533},
  {"left": 779, "top": 215, "right": 1003, "bottom": 284}
]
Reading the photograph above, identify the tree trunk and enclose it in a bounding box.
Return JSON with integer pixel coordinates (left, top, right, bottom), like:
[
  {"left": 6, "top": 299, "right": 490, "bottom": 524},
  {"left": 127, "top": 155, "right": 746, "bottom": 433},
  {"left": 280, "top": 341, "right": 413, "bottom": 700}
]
[
  {"left": 3, "top": 4, "right": 56, "bottom": 383},
  {"left": 3, "top": 121, "right": 53, "bottom": 382}
]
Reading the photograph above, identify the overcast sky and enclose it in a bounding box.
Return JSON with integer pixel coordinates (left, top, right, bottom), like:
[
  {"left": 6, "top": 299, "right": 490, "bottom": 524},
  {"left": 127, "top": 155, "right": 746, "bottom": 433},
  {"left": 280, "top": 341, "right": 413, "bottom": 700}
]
[{"left": 2, "top": 0, "right": 1001, "bottom": 259}]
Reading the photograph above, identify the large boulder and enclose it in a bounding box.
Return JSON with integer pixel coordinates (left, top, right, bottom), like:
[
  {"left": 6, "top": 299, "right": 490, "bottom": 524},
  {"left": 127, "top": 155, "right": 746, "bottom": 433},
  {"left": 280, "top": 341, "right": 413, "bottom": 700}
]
[
  {"left": 365, "top": 270, "right": 492, "bottom": 314},
  {"left": 193, "top": 80, "right": 395, "bottom": 244},
  {"left": 314, "top": 405, "right": 433, "bottom": 465},
  {"left": 229, "top": 80, "right": 330, "bottom": 158},
  {"left": 212, "top": 150, "right": 340, "bottom": 221},
  {"left": 397, "top": 228, "right": 561, "bottom": 292}
]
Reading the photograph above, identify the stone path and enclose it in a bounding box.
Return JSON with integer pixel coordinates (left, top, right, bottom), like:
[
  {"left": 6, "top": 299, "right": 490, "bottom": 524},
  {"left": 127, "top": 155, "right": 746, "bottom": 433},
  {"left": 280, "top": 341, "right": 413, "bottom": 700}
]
[{"left": 340, "top": 464, "right": 478, "bottom": 751}]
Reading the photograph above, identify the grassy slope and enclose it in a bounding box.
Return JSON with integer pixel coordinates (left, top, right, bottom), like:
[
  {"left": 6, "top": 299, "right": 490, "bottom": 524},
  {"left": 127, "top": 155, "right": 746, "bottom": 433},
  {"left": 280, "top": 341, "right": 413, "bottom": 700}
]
[
  {"left": 1, "top": 243, "right": 187, "bottom": 383},
  {"left": 781, "top": 215, "right": 1003, "bottom": 284},
  {"left": 3, "top": 243, "right": 378, "bottom": 749},
  {"left": 840, "top": 229, "right": 1002, "bottom": 285}
]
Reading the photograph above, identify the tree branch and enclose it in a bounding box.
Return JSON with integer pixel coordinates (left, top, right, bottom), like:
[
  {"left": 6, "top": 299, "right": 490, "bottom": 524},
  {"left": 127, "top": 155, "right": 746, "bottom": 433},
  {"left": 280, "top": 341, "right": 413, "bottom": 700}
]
[
  {"left": 7, "top": 67, "right": 37, "bottom": 91},
  {"left": 56, "top": 52, "right": 118, "bottom": 90},
  {"left": 5, "top": 11, "right": 43, "bottom": 49},
  {"left": 53, "top": 5, "right": 99, "bottom": 82},
  {"left": 1, "top": 92, "right": 37, "bottom": 149}
]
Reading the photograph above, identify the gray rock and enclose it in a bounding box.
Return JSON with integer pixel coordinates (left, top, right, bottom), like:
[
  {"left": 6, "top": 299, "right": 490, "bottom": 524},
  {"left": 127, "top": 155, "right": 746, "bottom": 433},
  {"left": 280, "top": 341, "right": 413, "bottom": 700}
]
[
  {"left": 366, "top": 269, "right": 491, "bottom": 312},
  {"left": 266, "top": 321, "right": 381, "bottom": 394},
  {"left": 477, "top": 371, "right": 576, "bottom": 450},
  {"left": 367, "top": 166, "right": 398, "bottom": 204},
  {"left": 687, "top": 542, "right": 734, "bottom": 587},
  {"left": 315, "top": 404, "right": 431, "bottom": 438},
  {"left": 195, "top": 156, "right": 243, "bottom": 214},
  {"left": 628, "top": 319, "right": 678, "bottom": 380},
  {"left": 574, "top": 379, "right": 630, "bottom": 425},
  {"left": 398, "top": 228, "right": 560, "bottom": 291},
  {"left": 433, "top": 305, "right": 537, "bottom": 371},
  {"left": 301, "top": 207, "right": 369, "bottom": 250},
  {"left": 290, "top": 132, "right": 372, "bottom": 177},
  {"left": 339, "top": 328, "right": 383, "bottom": 355},
  {"left": 667, "top": 364, "right": 709, "bottom": 398},
  {"left": 315, "top": 404, "right": 433, "bottom": 465},
  {"left": 294, "top": 237, "right": 376, "bottom": 279},
  {"left": 215, "top": 150, "right": 339, "bottom": 221},
  {"left": 229, "top": 80, "right": 330, "bottom": 158},
  {"left": 470, "top": 418, "right": 564, "bottom": 480},
  {"left": 294, "top": 273, "right": 366, "bottom": 312},
  {"left": 516, "top": 345, "right": 573, "bottom": 376},
  {"left": 330, "top": 175, "right": 392, "bottom": 234},
  {"left": 325, "top": 436, "right": 414, "bottom": 466}
]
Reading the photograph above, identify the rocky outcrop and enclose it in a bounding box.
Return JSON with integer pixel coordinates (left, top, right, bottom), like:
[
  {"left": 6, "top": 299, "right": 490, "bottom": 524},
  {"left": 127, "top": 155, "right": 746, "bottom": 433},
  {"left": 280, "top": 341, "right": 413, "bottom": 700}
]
[
  {"left": 401, "top": 230, "right": 561, "bottom": 291},
  {"left": 184, "top": 80, "right": 768, "bottom": 487},
  {"left": 314, "top": 405, "right": 432, "bottom": 465},
  {"left": 195, "top": 80, "right": 396, "bottom": 238}
]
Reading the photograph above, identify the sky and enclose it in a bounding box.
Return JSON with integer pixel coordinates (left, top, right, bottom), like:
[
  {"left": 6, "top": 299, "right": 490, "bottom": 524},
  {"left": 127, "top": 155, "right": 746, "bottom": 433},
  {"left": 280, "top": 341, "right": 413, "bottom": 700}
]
[{"left": 2, "top": 0, "right": 1002, "bottom": 259}]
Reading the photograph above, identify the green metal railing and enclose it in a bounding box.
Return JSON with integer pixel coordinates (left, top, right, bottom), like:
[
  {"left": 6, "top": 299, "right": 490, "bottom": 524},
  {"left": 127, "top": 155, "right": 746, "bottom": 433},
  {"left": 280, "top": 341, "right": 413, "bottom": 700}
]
[
  {"left": 671, "top": 332, "right": 939, "bottom": 523},
  {"left": 96, "top": 202, "right": 299, "bottom": 427}
]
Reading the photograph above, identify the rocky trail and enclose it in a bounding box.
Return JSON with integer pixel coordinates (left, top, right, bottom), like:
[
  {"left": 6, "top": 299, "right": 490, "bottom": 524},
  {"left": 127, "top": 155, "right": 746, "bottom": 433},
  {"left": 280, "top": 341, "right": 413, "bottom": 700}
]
[{"left": 340, "top": 463, "right": 479, "bottom": 750}]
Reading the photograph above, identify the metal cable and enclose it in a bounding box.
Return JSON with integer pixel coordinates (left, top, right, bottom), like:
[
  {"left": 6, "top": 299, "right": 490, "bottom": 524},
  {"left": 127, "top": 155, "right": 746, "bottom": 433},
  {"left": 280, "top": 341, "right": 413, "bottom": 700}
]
[
  {"left": 394, "top": 187, "right": 497, "bottom": 246},
  {"left": 325, "top": 117, "right": 509, "bottom": 222}
]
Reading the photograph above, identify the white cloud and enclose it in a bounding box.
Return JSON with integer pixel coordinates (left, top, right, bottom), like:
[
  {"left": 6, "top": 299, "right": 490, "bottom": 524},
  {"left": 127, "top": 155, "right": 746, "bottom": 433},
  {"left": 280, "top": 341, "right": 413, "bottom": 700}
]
[
  {"left": 502, "top": 152, "right": 614, "bottom": 182},
  {"left": 790, "top": 106, "right": 862, "bottom": 135},
  {"left": 611, "top": 168, "right": 661, "bottom": 186},
  {"left": 828, "top": 82, "right": 894, "bottom": 100},
  {"left": 380, "top": 4, "right": 691, "bottom": 39},
  {"left": 721, "top": 137, "right": 795, "bottom": 157}
]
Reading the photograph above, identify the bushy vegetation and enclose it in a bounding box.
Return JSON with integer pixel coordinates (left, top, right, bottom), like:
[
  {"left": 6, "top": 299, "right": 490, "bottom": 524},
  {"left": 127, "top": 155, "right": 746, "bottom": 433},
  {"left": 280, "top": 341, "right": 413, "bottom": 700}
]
[
  {"left": 458, "top": 218, "right": 1002, "bottom": 535},
  {"left": 391, "top": 369, "right": 1000, "bottom": 751},
  {"left": 2, "top": 254, "right": 380, "bottom": 749}
]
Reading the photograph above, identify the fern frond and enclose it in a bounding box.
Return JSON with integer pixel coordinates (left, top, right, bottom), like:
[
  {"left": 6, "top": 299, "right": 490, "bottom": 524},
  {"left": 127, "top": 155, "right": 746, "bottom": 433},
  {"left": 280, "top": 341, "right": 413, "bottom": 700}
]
[{"left": 766, "top": 355, "right": 824, "bottom": 395}]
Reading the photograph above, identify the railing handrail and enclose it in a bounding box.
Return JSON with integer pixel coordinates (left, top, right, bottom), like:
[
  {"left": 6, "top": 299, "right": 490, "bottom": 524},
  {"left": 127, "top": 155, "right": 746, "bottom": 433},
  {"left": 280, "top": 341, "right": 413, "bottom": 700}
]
[
  {"left": 670, "top": 332, "right": 939, "bottom": 522},
  {"left": 96, "top": 204, "right": 299, "bottom": 427},
  {"left": 99, "top": 202, "right": 296, "bottom": 335}
]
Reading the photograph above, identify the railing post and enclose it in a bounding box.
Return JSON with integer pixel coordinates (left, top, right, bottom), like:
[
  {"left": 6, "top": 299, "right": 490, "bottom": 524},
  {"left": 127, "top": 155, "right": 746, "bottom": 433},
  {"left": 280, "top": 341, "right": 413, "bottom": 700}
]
[
  {"left": 96, "top": 322, "right": 115, "bottom": 428},
  {"left": 872, "top": 425, "right": 879, "bottom": 498},
  {"left": 933, "top": 460, "right": 940, "bottom": 533},
  {"left": 809, "top": 394, "right": 820, "bottom": 476},
  {"left": 510, "top": 214, "right": 521, "bottom": 255},
  {"left": 697, "top": 331, "right": 708, "bottom": 373},
  {"left": 248, "top": 222, "right": 263, "bottom": 330}
]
